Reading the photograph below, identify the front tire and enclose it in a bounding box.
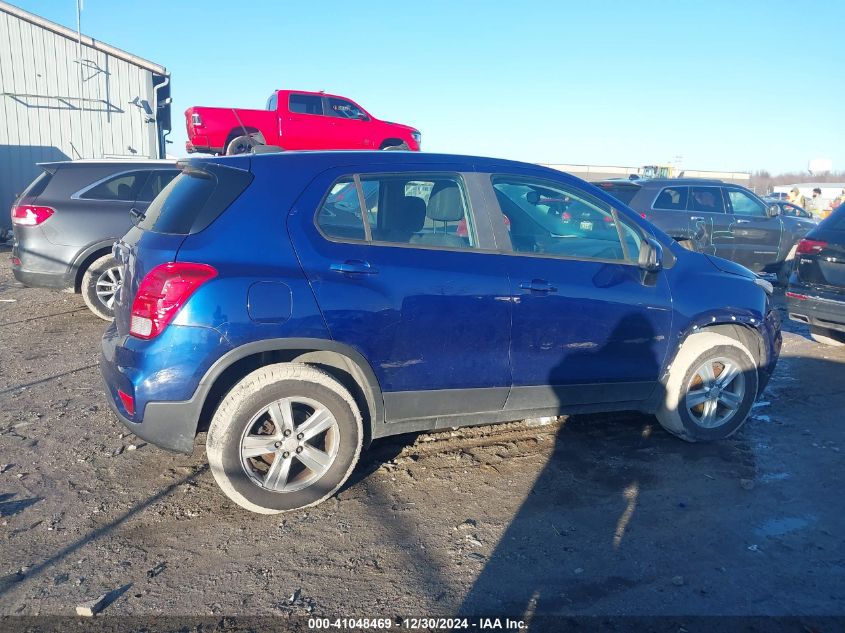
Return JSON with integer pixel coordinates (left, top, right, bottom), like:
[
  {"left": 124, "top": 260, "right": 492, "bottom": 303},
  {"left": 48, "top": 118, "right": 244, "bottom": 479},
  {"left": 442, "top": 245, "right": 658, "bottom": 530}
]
[
  {"left": 810, "top": 326, "right": 845, "bottom": 347},
  {"left": 656, "top": 331, "right": 758, "bottom": 442},
  {"left": 381, "top": 141, "right": 410, "bottom": 151},
  {"left": 81, "top": 254, "right": 121, "bottom": 321},
  {"left": 207, "top": 363, "right": 363, "bottom": 514}
]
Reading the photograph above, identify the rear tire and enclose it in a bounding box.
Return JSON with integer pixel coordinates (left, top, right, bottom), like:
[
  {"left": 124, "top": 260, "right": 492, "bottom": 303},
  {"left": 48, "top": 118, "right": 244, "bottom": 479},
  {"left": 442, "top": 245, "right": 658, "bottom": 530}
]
[
  {"left": 775, "top": 260, "right": 792, "bottom": 286},
  {"left": 656, "top": 331, "right": 758, "bottom": 442},
  {"left": 810, "top": 326, "right": 845, "bottom": 347},
  {"left": 207, "top": 363, "right": 363, "bottom": 514},
  {"left": 81, "top": 254, "right": 121, "bottom": 321},
  {"left": 225, "top": 134, "right": 259, "bottom": 155}
]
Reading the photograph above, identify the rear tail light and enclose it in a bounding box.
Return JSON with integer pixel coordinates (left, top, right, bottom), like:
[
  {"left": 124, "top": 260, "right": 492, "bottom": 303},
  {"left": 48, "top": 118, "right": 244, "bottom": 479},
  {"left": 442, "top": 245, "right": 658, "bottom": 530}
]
[
  {"left": 191, "top": 112, "right": 202, "bottom": 127},
  {"left": 118, "top": 389, "right": 135, "bottom": 416},
  {"left": 785, "top": 291, "right": 808, "bottom": 300},
  {"left": 130, "top": 262, "right": 217, "bottom": 339},
  {"left": 12, "top": 205, "right": 54, "bottom": 226},
  {"left": 795, "top": 239, "right": 827, "bottom": 255}
]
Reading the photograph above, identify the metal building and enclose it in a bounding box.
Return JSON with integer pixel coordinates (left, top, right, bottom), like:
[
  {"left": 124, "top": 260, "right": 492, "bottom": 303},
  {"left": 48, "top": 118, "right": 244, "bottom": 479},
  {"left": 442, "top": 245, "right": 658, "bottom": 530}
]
[{"left": 0, "top": 1, "right": 171, "bottom": 233}]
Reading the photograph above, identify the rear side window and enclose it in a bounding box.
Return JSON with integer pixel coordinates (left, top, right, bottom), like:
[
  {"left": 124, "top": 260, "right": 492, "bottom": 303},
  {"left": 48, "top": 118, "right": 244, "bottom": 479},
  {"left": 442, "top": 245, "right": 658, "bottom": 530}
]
[
  {"left": 688, "top": 186, "right": 725, "bottom": 213},
  {"left": 595, "top": 182, "right": 640, "bottom": 205},
  {"left": 289, "top": 94, "right": 323, "bottom": 115},
  {"left": 136, "top": 170, "right": 179, "bottom": 202},
  {"left": 80, "top": 171, "right": 149, "bottom": 201},
  {"left": 317, "top": 179, "right": 366, "bottom": 241},
  {"left": 652, "top": 186, "right": 689, "bottom": 210},
  {"left": 266, "top": 93, "right": 278, "bottom": 110},
  {"left": 316, "top": 174, "right": 477, "bottom": 249},
  {"left": 137, "top": 163, "right": 253, "bottom": 234}
]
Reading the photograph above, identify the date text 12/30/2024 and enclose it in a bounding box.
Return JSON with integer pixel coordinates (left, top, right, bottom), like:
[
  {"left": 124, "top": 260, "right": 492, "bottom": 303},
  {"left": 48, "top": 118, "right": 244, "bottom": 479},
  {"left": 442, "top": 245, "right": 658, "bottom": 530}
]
[{"left": 308, "top": 618, "right": 527, "bottom": 630}]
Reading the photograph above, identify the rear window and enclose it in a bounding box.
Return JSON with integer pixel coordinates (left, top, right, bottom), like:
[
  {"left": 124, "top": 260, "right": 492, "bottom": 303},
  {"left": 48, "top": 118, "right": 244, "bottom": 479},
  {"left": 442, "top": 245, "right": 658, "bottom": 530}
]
[
  {"left": 823, "top": 205, "right": 845, "bottom": 231},
  {"left": 19, "top": 170, "right": 52, "bottom": 200},
  {"left": 137, "top": 163, "right": 253, "bottom": 234},
  {"left": 595, "top": 182, "right": 639, "bottom": 205}
]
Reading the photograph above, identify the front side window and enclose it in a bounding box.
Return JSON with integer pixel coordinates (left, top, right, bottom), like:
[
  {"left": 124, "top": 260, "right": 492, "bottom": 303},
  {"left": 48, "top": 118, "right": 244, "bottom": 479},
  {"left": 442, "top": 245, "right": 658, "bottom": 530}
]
[
  {"left": 289, "top": 94, "right": 324, "bottom": 115},
  {"left": 327, "top": 97, "right": 367, "bottom": 120},
  {"left": 652, "top": 186, "right": 689, "bottom": 211},
  {"left": 492, "top": 177, "right": 642, "bottom": 262},
  {"left": 727, "top": 189, "right": 766, "bottom": 217},
  {"left": 688, "top": 186, "right": 725, "bottom": 213},
  {"left": 316, "top": 174, "right": 477, "bottom": 250},
  {"left": 80, "top": 171, "right": 149, "bottom": 201}
]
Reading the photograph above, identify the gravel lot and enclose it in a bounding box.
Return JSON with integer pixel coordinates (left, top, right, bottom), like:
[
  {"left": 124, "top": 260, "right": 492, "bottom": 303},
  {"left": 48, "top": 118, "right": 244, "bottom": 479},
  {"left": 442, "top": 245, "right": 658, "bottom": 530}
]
[{"left": 1, "top": 250, "right": 844, "bottom": 622}]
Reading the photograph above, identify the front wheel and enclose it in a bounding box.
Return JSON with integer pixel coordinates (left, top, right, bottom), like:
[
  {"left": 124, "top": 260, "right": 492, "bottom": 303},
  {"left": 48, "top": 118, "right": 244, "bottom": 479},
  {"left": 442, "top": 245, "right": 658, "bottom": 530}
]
[
  {"left": 81, "top": 254, "right": 122, "bottom": 321},
  {"left": 381, "top": 142, "right": 410, "bottom": 151},
  {"left": 656, "top": 331, "right": 759, "bottom": 442},
  {"left": 207, "top": 363, "right": 363, "bottom": 514}
]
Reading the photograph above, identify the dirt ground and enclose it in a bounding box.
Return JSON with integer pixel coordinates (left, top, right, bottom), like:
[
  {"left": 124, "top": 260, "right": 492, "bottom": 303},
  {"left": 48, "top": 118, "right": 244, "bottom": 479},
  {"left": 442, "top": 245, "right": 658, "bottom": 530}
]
[{"left": 1, "top": 251, "right": 844, "bottom": 624}]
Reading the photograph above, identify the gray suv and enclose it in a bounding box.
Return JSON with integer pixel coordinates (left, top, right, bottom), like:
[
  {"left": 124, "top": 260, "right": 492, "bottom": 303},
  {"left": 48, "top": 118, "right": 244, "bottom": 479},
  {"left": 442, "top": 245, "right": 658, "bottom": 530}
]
[
  {"left": 10, "top": 160, "right": 178, "bottom": 319},
  {"left": 596, "top": 178, "right": 817, "bottom": 284}
]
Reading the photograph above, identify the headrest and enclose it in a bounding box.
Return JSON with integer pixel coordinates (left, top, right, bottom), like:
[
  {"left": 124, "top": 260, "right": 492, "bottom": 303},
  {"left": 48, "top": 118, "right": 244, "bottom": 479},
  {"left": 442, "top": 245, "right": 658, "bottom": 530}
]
[
  {"left": 426, "top": 182, "right": 465, "bottom": 222},
  {"left": 387, "top": 196, "right": 427, "bottom": 234}
]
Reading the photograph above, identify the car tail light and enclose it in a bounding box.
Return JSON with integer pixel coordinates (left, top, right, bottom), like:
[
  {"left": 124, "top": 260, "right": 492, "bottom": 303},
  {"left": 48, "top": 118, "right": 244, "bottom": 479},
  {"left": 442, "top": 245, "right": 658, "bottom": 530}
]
[
  {"left": 785, "top": 291, "right": 808, "bottom": 300},
  {"left": 191, "top": 112, "right": 202, "bottom": 127},
  {"left": 795, "top": 239, "right": 827, "bottom": 255},
  {"left": 11, "top": 205, "right": 54, "bottom": 226},
  {"left": 118, "top": 389, "right": 135, "bottom": 416},
  {"left": 130, "top": 262, "right": 217, "bottom": 340}
]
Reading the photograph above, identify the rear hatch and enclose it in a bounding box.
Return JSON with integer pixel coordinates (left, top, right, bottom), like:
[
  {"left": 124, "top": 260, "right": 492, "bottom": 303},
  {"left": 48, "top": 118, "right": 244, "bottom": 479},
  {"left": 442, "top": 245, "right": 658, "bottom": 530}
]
[
  {"left": 795, "top": 208, "right": 845, "bottom": 293},
  {"left": 593, "top": 180, "right": 642, "bottom": 206},
  {"left": 112, "top": 157, "right": 253, "bottom": 335}
]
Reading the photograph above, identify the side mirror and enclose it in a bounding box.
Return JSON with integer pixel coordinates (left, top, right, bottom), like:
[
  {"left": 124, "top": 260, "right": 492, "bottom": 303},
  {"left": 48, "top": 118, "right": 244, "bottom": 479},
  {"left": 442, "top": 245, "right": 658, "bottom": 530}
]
[
  {"left": 638, "top": 238, "right": 663, "bottom": 272},
  {"left": 767, "top": 204, "right": 780, "bottom": 217}
]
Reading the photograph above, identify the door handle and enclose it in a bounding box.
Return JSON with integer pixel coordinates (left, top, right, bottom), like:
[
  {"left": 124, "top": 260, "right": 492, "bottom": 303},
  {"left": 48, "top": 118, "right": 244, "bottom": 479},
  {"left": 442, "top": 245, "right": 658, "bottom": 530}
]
[
  {"left": 690, "top": 216, "right": 705, "bottom": 221},
  {"left": 330, "top": 260, "right": 378, "bottom": 275},
  {"left": 519, "top": 279, "right": 557, "bottom": 293},
  {"left": 735, "top": 219, "right": 751, "bottom": 224}
]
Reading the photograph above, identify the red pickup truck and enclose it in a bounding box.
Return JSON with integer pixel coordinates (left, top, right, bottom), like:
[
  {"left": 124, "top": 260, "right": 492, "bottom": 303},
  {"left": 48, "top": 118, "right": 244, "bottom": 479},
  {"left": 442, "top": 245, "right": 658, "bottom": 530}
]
[{"left": 185, "top": 89, "right": 421, "bottom": 155}]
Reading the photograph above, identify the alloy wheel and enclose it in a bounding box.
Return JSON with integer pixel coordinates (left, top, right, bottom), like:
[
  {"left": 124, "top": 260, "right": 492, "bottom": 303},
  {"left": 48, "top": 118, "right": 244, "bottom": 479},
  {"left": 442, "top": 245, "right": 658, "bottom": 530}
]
[
  {"left": 684, "top": 357, "right": 746, "bottom": 429},
  {"left": 95, "top": 266, "right": 122, "bottom": 310}
]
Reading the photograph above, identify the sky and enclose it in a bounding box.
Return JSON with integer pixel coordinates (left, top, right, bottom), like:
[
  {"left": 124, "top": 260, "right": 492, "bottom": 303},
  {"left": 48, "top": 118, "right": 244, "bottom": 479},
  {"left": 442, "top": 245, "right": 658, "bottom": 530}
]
[{"left": 11, "top": 0, "right": 845, "bottom": 174}]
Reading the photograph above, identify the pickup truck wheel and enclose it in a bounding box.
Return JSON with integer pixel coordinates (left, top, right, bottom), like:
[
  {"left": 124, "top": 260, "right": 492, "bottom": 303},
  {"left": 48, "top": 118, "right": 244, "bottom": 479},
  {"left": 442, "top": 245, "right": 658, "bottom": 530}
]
[
  {"left": 381, "top": 142, "right": 410, "bottom": 151},
  {"left": 809, "top": 326, "right": 845, "bottom": 347},
  {"left": 81, "top": 254, "right": 121, "bottom": 321},
  {"left": 226, "top": 135, "right": 258, "bottom": 156},
  {"left": 206, "top": 363, "right": 363, "bottom": 514},
  {"left": 656, "top": 331, "right": 758, "bottom": 442}
]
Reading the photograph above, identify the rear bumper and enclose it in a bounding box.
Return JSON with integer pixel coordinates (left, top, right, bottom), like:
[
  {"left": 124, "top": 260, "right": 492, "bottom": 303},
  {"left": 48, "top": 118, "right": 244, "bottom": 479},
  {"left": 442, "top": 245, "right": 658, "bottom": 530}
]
[
  {"left": 100, "top": 321, "right": 233, "bottom": 454},
  {"left": 787, "top": 286, "right": 845, "bottom": 333},
  {"left": 11, "top": 264, "right": 72, "bottom": 289},
  {"left": 101, "top": 359, "right": 202, "bottom": 454}
]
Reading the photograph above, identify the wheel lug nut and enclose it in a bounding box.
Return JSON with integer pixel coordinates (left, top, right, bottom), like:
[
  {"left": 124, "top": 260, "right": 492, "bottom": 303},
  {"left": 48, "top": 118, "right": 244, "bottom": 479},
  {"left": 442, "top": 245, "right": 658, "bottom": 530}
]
[
  {"left": 295, "top": 446, "right": 303, "bottom": 454},
  {"left": 274, "top": 441, "right": 282, "bottom": 448},
  {"left": 297, "top": 433, "right": 304, "bottom": 440},
  {"left": 283, "top": 430, "right": 291, "bottom": 437},
  {"left": 282, "top": 451, "right": 290, "bottom": 458}
]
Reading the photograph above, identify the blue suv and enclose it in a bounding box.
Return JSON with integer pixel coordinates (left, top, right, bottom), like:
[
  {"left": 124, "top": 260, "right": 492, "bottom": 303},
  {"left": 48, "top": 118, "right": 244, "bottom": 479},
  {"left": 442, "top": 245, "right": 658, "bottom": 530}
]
[{"left": 101, "top": 151, "right": 782, "bottom": 514}]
